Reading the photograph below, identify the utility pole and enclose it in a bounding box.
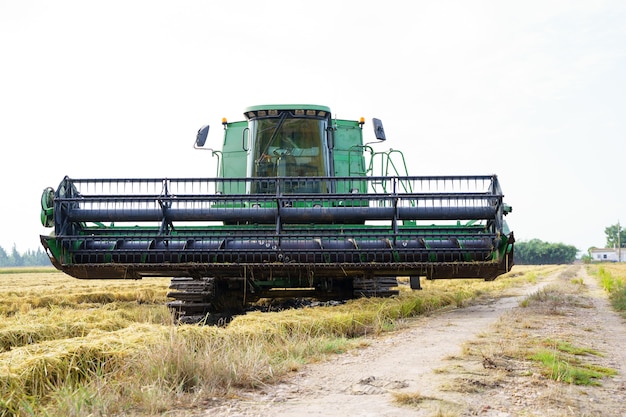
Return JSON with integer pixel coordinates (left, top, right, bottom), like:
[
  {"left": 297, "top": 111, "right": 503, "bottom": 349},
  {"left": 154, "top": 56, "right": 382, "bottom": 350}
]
[{"left": 619, "top": 220, "right": 621, "bottom": 262}]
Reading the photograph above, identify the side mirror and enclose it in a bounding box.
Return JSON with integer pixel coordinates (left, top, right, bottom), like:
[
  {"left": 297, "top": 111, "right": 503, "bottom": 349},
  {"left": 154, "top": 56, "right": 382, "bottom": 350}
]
[
  {"left": 372, "top": 118, "right": 386, "bottom": 141},
  {"left": 195, "top": 124, "right": 210, "bottom": 148}
]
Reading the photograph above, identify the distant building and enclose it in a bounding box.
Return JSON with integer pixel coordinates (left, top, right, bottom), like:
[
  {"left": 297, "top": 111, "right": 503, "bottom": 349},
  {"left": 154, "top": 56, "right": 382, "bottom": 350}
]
[{"left": 590, "top": 248, "right": 626, "bottom": 262}]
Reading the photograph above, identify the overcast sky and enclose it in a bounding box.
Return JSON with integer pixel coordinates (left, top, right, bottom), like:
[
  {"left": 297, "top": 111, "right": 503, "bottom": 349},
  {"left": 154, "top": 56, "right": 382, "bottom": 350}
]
[{"left": 1, "top": 0, "right": 625, "bottom": 255}]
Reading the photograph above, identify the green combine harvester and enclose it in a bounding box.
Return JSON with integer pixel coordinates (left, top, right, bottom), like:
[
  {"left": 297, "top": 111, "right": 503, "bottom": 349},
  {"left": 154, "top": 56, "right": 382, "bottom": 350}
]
[{"left": 40, "top": 104, "right": 514, "bottom": 322}]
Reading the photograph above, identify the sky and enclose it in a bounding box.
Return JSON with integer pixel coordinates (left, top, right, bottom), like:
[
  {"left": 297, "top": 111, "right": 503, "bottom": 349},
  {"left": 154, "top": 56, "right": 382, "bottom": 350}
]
[{"left": 1, "top": 0, "right": 625, "bottom": 256}]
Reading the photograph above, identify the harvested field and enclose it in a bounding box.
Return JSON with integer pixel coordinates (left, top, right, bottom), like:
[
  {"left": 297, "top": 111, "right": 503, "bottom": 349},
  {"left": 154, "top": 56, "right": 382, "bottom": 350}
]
[{"left": 1, "top": 264, "right": 624, "bottom": 416}]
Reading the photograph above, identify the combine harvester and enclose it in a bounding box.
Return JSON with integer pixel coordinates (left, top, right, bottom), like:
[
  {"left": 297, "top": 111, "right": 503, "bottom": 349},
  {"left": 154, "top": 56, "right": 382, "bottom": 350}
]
[{"left": 40, "top": 104, "right": 514, "bottom": 322}]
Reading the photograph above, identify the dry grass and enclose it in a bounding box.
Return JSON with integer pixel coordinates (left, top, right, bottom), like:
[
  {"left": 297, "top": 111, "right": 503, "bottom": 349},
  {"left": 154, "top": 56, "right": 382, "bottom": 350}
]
[
  {"left": 0, "top": 265, "right": 542, "bottom": 416},
  {"left": 392, "top": 391, "right": 461, "bottom": 416}
]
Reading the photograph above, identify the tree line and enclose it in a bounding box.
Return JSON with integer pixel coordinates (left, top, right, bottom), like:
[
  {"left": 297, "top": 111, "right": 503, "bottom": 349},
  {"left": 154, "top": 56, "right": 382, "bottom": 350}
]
[
  {"left": 515, "top": 222, "right": 625, "bottom": 265},
  {"left": 0, "top": 245, "right": 51, "bottom": 267},
  {"left": 514, "top": 239, "right": 578, "bottom": 264}
]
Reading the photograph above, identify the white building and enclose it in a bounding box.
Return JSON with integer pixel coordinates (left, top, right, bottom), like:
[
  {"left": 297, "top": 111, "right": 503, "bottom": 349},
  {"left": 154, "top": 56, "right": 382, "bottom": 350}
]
[{"left": 590, "top": 248, "right": 626, "bottom": 262}]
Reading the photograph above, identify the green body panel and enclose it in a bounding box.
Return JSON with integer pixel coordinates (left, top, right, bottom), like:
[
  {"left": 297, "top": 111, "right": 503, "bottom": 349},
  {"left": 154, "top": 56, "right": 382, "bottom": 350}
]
[
  {"left": 332, "top": 119, "right": 367, "bottom": 194},
  {"left": 218, "top": 120, "right": 248, "bottom": 194},
  {"left": 332, "top": 119, "right": 367, "bottom": 177}
]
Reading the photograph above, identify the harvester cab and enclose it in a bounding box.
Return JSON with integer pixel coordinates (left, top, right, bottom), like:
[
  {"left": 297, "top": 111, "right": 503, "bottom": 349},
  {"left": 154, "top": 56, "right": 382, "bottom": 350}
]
[{"left": 40, "top": 104, "right": 514, "bottom": 323}]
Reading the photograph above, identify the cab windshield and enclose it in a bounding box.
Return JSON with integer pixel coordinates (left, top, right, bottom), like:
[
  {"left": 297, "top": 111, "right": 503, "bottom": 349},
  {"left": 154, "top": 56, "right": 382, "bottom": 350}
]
[
  {"left": 249, "top": 111, "right": 328, "bottom": 193},
  {"left": 249, "top": 114, "right": 329, "bottom": 193}
]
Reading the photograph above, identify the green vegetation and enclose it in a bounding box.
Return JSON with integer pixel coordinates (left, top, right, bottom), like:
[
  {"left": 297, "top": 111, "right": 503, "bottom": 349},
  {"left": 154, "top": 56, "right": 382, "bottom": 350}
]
[
  {"left": 0, "top": 266, "right": 540, "bottom": 416},
  {"left": 514, "top": 239, "right": 578, "bottom": 264},
  {"left": 530, "top": 343, "right": 616, "bottom": 385},
  {"left": 544, "top": 339, "right": 602, "bottom": 356},
  {"left": 589, "top": 264, "right": 626, "bottom": 315},
  {"left": 603, "top": 223, "right": 626, "bottom": 250}
]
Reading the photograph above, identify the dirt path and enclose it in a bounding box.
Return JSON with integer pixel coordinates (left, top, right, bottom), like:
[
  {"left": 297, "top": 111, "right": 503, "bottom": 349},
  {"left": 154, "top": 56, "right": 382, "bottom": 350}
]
[{"left": 201, "top": 266, "right": 626, "bottom": 417}]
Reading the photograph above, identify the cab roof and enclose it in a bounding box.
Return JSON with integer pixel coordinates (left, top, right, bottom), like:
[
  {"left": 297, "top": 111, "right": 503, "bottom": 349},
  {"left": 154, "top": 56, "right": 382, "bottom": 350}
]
[{"left": 244, "top": 104, "right": 331, "bottom": 120}]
